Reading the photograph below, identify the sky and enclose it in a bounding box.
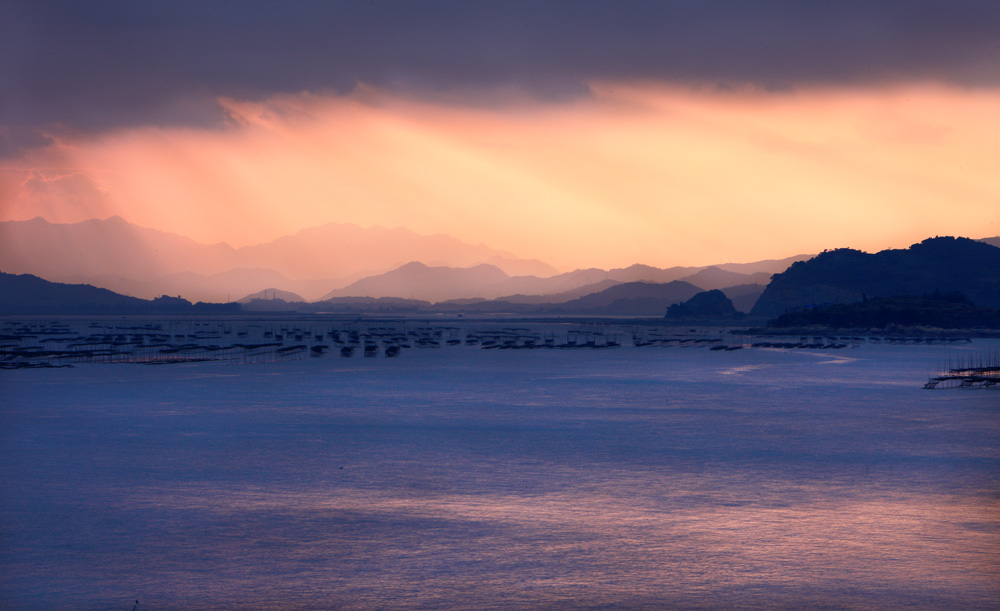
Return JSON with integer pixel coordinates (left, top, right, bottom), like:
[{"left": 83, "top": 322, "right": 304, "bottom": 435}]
[{"left": 2, "top": 1, "right": 999, "bottom": 269}]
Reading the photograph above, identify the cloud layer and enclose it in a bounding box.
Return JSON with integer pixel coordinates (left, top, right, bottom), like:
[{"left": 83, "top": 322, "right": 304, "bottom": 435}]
[
  {"left": 4, "top": 84, "right": 997, "bottom": 268},
  {"left": 3, "top": 2, "right": 998, "bottom": 268},
  {"left": 3, "top": 1, "right": 999, "bottom": 144}
]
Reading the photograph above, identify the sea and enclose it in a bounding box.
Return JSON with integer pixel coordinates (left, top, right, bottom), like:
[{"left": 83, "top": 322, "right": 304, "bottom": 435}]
[{"left": 2, "top": 322, "right": 998, "bottom": 610}]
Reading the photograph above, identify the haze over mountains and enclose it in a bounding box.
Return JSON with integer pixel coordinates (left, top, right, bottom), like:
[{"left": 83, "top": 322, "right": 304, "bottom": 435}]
[
  {"left": 6, "top": 217, "right": 996, "bottom": 322},
  {"left": 0, "top": 217, "right": 556, "bottom": 302},
  {"left": 321, "top": 262, "right": 776, "bottom": 304},
  {"left": 4, "top": 230, "right": 999, "bottom": 324},
  {"left": 0, "top": 217, "right": 804, "bottom": 305}
]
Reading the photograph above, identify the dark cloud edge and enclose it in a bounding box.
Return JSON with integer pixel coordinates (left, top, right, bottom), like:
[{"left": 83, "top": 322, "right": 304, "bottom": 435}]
[{"left": 2, "top": 0, "right": 999, "bottom": 155}]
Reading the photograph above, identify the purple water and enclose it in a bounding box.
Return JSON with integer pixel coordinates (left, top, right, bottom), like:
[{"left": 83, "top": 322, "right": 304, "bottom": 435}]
[{"left": 2, "top": 337, "right": 998, "bottom": 610}]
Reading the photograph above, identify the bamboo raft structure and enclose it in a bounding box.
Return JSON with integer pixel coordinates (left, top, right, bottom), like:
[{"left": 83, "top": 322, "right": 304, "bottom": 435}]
[
  {"left": 0, "top": 319, "right": 987, "bottom": 370},
  {"left": 924, "top": 352, "right": 1000, "bottom": 389}
]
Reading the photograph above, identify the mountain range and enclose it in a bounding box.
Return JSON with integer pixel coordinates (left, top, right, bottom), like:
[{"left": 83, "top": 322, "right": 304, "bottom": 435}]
[
  {"left": 302, "top": 280, "right": 704, "bottom": 317},
  {"left": 0, "top": 217, "right": 556, "bottom": 302},
  {"left": 0, "top": 216, "right": 805, "bottom": 305},
  {"left": 5, "top": 235, "right": 1000, "bottom": 324},
  {"left": 6, "top": 217, "right": 996, "bottom": 321},
  {"left": 319, "top": 261, "right": 775, "bottom": 304}
]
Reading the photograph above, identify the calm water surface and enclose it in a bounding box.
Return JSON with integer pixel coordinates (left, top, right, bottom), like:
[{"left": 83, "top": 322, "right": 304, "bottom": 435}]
[{"left": 2, "top": 338, "right": 998, "bottom": 610}]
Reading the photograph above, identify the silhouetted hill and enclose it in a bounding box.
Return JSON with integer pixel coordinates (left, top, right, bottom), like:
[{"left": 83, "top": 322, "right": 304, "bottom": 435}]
[
  {"left": 752, "top": 237, "right": 1000, "bottom": 318},
  {"left": 238, "top": 288, "right": 306, "bottom": 303},
  {"left": 2, "top": 217, "right": 813, "bottom": 306},
  {"left": 322, "top": 262, "right": 713, "bottom": 305},
  {"left": 490, "top": 268, "right": 616, "bottom": 298},
  {"left": 307, "top": 268, "right": 737, "bottom": 315},
  {"left": 678, "top": 266, "right": 772, "bottom": 291},
  {"left": 769, "top": 292, "right": 1000, "bottom": 330},
  {"left": 499, "top": 279, "right": 622, "bottom": 304},
  {"left": 319, "top": 262, "right": 706, "bottom": 305},
  {"left": 606, "top": 264, "right": 704, "bottom": 283},
  {"left": 557, "top": 281, "right": 702, "bottom": 315},
  {"left": 715, "top": 254, "right": 813, "bottom": 275},
  {"left": 66, "top": 270, "right": 326, "bottom": 304},
  {"left": 0, "top": 217, "right": 557, "bottom": 301},
  {"left": 484, "top": 255, "right": 560, "bottom": 278},
  {"left": 322, "top": 262, "right": 510, "bottom": 302},
  {"left": 666, "top": 290, "right": 742, "bottom": 320},
  {"left": 463, "top": 265, "right": 705, "bottom": 302},
  {"left": 720, "top": 283, "right": 767, "bottom": 314},
  {"left": 0, "top": 272, "right": 239, "bottom": 315},
  {"left": 316, "top": 257, "right": 803, "bottom": 305},
  {"left": 419, "top": 281, "right": 700, "bottom": 315},
  {"left": 980, "top": 236, "right": 1000, "bottom": 249},
  {"left": 149, "top": 269, "right": 294, "bottom": 303},
  {"left": 236, "top": 222, "right": 555, "bottom": 281}
]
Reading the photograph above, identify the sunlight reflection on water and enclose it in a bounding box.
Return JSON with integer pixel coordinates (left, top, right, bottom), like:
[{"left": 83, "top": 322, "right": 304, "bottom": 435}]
[{"left": 2, "top": 338, "right": 998, "bottom": 610}]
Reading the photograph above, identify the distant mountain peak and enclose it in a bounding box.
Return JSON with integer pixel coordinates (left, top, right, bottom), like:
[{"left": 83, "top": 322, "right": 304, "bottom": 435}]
[
  {"left": 0, "top": 216, "right": 558, "bottom": 302},
  {"left": 237, "top": 287, "right": 305, "bottom": 303},
  {"left": 397, "top": 261, "right": 430, "bottom": 270},
  {"left": 666, "top": 289, "right": 742, "bottom": 320},
  {"left": 320, "top": 260, "right": 510, "bottom": 302}
]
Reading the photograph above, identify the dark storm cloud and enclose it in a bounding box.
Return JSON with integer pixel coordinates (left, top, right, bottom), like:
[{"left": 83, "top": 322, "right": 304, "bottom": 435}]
[{"left": 2, "top": 0, "right": 998, "bottom": 148}]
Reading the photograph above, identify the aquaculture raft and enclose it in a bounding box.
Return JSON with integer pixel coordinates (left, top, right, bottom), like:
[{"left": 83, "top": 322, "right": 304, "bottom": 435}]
[{"left": 924, "top": 353, "right": 1000, "bottom": 389}]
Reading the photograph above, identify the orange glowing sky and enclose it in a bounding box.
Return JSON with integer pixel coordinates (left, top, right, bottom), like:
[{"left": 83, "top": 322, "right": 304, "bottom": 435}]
[{"left": 2, "top": 82, "right": 998, "bottom": 269}]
